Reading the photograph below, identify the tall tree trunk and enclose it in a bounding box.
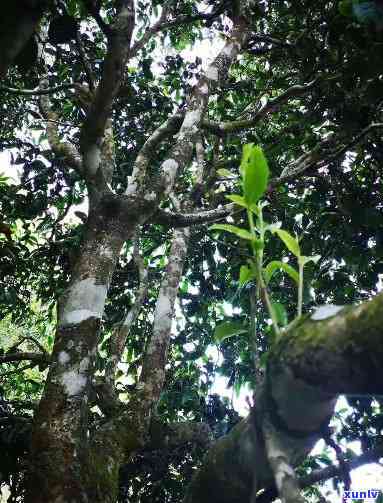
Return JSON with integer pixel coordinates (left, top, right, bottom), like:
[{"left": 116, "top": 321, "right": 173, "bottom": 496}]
[{"left": 26, "top": 197, "right": 138, "bottom": 502}]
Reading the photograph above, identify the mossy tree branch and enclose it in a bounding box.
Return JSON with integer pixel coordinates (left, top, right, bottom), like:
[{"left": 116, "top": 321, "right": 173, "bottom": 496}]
[{"left": 184, "top": 293, "right": 383, "bottom": 503}]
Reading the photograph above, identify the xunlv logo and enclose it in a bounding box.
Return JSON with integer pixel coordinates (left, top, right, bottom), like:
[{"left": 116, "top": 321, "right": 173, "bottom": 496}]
[{"left": 343, "top": 489, "right": 381, "bottom": 500}]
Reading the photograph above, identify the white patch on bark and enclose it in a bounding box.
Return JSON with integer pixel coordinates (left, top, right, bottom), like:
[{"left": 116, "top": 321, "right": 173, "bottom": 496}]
[
  {"left": 275, "top": 460, "right": 295, "bottom": 491},
  {"left": 84, "top": 144, "right": 101, "bottom": 176},
  {"left": 144, "top": 191, "right": 156, "bottom": 201},
  {"left": 125, "top": 181, "right": 138, "bottom": 196},
  {"left": 200, "top": 83, "right": 209, "bottom": 95},
  {"left": 205, "top": 65, "right": 219, "bottom": 81},
  {"left": 162, "top": 158, "right": 179, "bottom": 182},
  {"left": 154, "top": 294, "right": 172, "bottom": 333},
  {"left": 162, "top": 159, "right": 179, "bottom": 171},
  {"left": 60, "top": 278, "right": 107, "bottom": 327},
  {"left": 61, "top": 369, "right": 87, "bottom": 396},
  {"left": 61, "top": 309, "right": 97, "bottom": 326},
  {"left": 58, "top": 351, "right": 70, "bottom": 365},
  {"left": 183, "top": 109, "right": 202, "bottom": 129},
  {"left": 311, "top": 304, "right": 344, "bottom": 321}
]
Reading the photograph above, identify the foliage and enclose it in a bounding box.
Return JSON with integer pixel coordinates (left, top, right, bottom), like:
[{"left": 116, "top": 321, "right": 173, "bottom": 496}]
[{"left": 212, "top": 143, "right": 321, "bottom": 343}]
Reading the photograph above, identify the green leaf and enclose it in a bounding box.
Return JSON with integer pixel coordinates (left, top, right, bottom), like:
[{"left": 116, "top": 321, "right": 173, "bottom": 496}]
[
  {"left": 240, "top": 143, "right": 254, "bottom": 174},
  {"left": 272, "top": 302, "right": 288, "bottom": 327},
  {"left": 241, "top": 144, "right": 269, "bottom": 207},
  {"left": 264, "top": 260, "right": 299, "bottom": 285},
  {"left": 274, "top": 229, "right": 301, "bottom": 257},
  {"left": 239, "top": 265, "right": 255, "bottom": 285},
  {"left": 214, "top": 321, "right": 248, "bottom": 343},
  {"left": 217, "top": 168, "right": 234, "bottom": 178},
  {"left": 180, "top": 280, "right": 189, "bottom": 294},
  {"left": 174, "top": 34, "right": 190, "bottom": 50},
  {"left": 0, "top": 173, "right": 10, "bottom": 186},
  {"left": 210, "top": 224, "right": 255, "bottom": 241},
  {"left": 226, "top": 194, "right": 248, "bottom": 208},
  {"left": 299, "top": 255, "right": 321, "bottom": 266},
  {"left": 234, "top": 380, "right": 242, "bottom": 397},
  {"left": 234, "top": 375, "right": 246, "bottom": 397}
]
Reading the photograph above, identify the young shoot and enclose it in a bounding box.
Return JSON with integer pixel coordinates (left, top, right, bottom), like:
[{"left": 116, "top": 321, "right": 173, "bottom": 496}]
[{"left": 211, "top": 144, "right": 320, "bottom": 346}]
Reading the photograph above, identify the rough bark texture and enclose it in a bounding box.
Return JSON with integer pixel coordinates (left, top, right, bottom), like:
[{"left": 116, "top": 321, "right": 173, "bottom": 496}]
[
  {"left": 138, "top": 227, "right": 190, "bottom": 420},
  {"left": 27, "top": 200, "right": 140, "bottom": 502},
  {"left": 183, "top": 295, "right": 383, "bottom": 503}
]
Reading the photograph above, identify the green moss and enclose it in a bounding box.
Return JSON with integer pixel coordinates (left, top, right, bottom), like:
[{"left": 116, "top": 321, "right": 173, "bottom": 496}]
[
  {"left": 82, "top": 417, "right": 143, "bottom": 502},
  {"left": 268, "top": 295, "right": 383, "bottom": 392}
]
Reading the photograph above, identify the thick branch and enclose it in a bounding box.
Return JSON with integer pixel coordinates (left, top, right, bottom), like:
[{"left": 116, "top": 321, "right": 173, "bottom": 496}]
[
  {"left": 105, "top": 236, "right": 149, "bottom": 386},
  {"left": 204, "top": 77, "right": 319, "bottom": 135},
  {"left": 154, "top": 203, "right": 236, "bottom": 227},
  {"left": 26, "top": 195, "right": 144, "bottom": 502},
  {"left": 80, "top": 1, "right": 135, "bottom": 175},
  {"left": 262, "top": 417, "right": 305, "bottom": 503},
  {"left": 126, "top": 113, "right": 183, "bottom": 196},
  {"left": 85, "top": 226, "right": 190, "bottom": 500},
  {"left": 137, "top": 226, "right": 190, "bottom": 423},
  {"left": 158, "top": 16, "right": 249, "bottom": 199},
  {"left": 0, "top": 352, "right": 48, "bottom": 365},
  {"left": 271, "top": 297, "right": 383, "bottom": 396},
  {"left": 184, "top": 294, "right": 383, "bottom": 503}
]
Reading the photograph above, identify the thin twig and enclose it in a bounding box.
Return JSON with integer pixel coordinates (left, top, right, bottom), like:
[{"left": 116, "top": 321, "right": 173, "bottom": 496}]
[{"left": 0, "top": 83, "right": 75, "bottom": 96}]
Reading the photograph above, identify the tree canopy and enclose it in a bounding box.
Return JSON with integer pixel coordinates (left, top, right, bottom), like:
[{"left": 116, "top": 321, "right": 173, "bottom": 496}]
[{"left": 0, "top": 1, "right": 383, "bottom": 502}]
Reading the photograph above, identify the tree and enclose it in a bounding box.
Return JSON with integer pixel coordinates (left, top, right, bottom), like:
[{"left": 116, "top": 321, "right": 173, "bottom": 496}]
[{"left": 0, "top": 1, "right": 383, "bottom": 502}]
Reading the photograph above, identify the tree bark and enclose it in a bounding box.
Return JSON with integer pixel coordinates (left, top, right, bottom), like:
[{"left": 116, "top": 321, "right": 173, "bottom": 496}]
[{"left": 26, "top": 195, "right": 153, "bottom": 502}]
